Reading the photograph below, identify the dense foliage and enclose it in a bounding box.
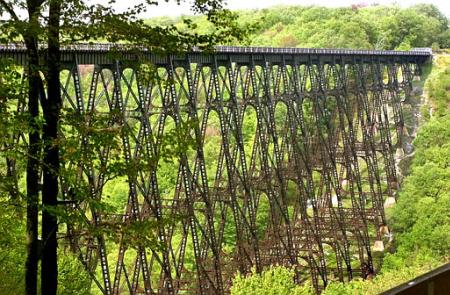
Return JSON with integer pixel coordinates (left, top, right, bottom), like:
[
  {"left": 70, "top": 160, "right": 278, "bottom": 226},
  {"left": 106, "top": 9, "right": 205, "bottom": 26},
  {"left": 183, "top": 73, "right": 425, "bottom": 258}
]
[
  {"left": 150, "top": 4, "right": 449, "bottom": 50},
  {"left": 231, "top": 267, "right": 313, "bottom": 295}
]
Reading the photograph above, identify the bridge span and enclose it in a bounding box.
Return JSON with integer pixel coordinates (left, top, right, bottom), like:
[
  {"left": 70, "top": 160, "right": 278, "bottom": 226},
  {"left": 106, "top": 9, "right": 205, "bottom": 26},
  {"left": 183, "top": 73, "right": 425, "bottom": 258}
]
[{"left": 0, "top": 45, "right": 431, "bottom": 294}]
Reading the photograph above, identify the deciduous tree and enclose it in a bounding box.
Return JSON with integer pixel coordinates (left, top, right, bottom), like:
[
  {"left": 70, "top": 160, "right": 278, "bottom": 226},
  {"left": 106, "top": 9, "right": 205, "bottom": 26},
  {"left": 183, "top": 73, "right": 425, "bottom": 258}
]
[{"left": 0, "top": 1, "right": 249, "bottom": 293}]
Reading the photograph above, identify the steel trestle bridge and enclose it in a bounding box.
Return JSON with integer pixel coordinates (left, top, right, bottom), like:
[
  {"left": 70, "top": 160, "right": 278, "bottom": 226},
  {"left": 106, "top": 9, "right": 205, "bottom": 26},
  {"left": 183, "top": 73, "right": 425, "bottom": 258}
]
[{"left": 0, "top": 44, "right": 431, "bottom": 294}]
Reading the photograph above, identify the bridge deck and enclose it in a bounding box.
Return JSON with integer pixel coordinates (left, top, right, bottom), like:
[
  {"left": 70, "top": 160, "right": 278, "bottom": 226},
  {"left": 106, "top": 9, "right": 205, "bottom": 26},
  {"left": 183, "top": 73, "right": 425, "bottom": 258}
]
[{"left": 0, "top": 43, "right": 431, "bottom": 66}]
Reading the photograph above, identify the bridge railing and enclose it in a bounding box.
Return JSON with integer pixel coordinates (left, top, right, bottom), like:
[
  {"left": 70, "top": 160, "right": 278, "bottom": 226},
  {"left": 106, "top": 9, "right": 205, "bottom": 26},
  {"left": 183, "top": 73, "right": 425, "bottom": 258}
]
[{"left": 0, "top": 42, "right": 432, "bottom": 56}]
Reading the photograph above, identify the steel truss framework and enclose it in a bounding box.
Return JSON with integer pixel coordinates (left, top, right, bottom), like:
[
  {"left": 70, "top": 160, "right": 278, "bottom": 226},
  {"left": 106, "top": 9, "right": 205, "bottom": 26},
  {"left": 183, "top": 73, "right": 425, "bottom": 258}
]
[{"left": 0, "top": 45, "right": 430, "bottom": 294}]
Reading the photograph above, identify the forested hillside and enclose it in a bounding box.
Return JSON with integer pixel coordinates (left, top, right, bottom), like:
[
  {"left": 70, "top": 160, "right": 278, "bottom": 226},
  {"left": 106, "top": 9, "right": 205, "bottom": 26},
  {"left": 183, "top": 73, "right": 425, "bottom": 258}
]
[{"left": 148, "top": 4, "right": 449, "bottom": 50}]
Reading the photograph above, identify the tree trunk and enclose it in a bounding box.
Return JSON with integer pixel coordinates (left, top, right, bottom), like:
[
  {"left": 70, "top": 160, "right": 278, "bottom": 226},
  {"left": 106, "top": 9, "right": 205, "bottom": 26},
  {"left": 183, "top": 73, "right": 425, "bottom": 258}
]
[
  {"left": 41, "top": 0, "right": 61, "bottom": 294},
  {"left": 24, "top": 2, "right": 42, "bottom": 294},
  {"left": 25, "top": 41, "right": 40, "bottom": 295}
]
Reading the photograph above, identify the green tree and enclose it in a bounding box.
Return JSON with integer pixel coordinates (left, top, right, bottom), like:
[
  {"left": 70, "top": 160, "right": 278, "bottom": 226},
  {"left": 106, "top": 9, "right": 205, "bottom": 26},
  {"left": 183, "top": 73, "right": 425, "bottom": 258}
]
[
  {"left": 0, "top": 1, "right": 249, "bottom": 293},
  {"left": 231, "top": 266, "right": 314, "bottom": 295},
  {"left": 158, "top": 4, "right": 449, "bottom": 49}
]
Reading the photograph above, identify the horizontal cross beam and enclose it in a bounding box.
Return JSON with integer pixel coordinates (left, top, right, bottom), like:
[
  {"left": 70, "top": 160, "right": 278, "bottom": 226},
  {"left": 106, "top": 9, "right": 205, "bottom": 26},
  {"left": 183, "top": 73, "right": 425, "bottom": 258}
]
[{"left": 0, "top": 43, "right": 431, "bottom": 66}]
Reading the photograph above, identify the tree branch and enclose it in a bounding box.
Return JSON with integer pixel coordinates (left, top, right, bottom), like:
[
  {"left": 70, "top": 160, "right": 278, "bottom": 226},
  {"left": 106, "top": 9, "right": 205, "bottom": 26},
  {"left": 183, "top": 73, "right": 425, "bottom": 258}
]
[
  {"left": 0, "top": 0, "right": 20, "bottom": 22},
  {"left": 37, "top": 74, "right": 48, "bottom": 109}
]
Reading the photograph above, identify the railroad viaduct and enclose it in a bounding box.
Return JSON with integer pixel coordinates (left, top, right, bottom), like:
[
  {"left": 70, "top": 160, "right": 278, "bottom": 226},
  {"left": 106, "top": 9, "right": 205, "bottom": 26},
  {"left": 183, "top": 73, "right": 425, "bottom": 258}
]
[{"left": 0, "top": 45, "right": 431, "bottom": 294}]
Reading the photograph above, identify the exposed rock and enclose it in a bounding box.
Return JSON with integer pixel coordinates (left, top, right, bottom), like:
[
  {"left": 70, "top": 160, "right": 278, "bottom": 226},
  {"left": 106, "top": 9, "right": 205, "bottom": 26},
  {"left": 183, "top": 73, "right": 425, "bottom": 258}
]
[
  {"left": 403, "top": 142, "right": 414, "bottom": 155},
  {"left": 373, "top": 240, "right": 385, "bottom": 252},
  {"left": 384, "top": 197, "right": 396, "bottom": 209}
]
